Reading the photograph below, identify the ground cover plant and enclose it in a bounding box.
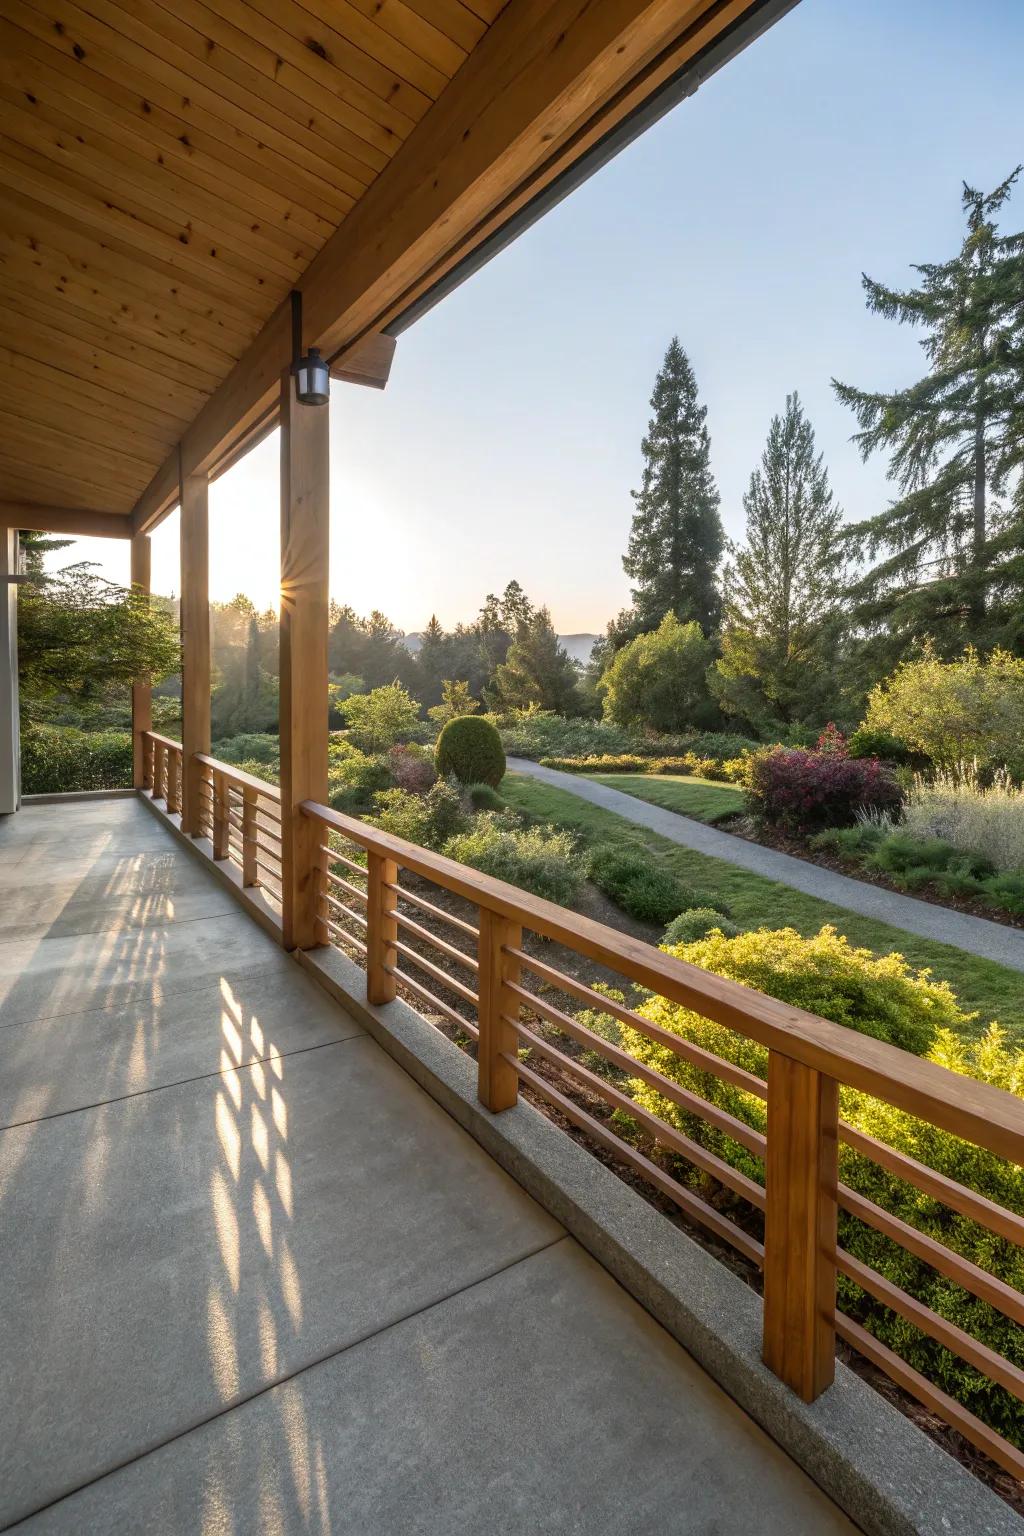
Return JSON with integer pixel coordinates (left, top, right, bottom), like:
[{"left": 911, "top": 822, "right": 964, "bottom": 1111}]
[{"left": 811, "top": 822, "right": 1024, "bottom": 920}]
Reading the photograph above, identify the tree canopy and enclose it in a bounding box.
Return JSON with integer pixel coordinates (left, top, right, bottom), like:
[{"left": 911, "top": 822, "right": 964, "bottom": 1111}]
[
  {"left": 833, "top": 168, "right": 1024, "bottom": 660},
  {"left": 712, "top": 393, "right": 844, "bottom": 727}
]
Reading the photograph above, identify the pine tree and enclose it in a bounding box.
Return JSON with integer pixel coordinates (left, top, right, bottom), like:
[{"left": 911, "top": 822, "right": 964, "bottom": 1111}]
[
  {"left": 485, "top": 608, "right": 580, "bottom": 714},
  {"left": 833, "top": 168, "right": 1024, "bottom": 657},
  {"left": 712, "top": 393, "right": 844, "bottom": 727},
  {"left": 622, "top": 337, "right": 724, "bottom": 637}
]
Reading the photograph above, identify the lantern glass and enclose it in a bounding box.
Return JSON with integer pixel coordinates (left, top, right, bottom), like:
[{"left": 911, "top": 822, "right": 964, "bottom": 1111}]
[{"left": 296, "top": 347, "right": 330, "bottom": 406}]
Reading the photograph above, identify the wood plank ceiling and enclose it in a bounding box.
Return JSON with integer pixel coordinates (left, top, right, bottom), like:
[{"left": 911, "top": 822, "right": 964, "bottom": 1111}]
[{"left": 0, "top": 0, "right": 507, "bottom": 517}]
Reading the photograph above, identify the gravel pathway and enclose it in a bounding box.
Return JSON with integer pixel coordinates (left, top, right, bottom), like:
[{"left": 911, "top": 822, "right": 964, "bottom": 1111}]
[{"left": 507, "top": 758, "right": 1024, "bottom": 973}]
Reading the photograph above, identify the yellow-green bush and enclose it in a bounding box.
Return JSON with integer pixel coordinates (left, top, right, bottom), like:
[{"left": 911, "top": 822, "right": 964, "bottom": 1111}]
[{"left": 609, "top": 925, "right": 1024, "bottom": 1446}]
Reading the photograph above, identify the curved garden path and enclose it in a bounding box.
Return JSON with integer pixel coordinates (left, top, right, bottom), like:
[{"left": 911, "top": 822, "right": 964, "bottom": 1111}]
[{"left": 507, "top": 758, "right": 1024, "bottom": 973}]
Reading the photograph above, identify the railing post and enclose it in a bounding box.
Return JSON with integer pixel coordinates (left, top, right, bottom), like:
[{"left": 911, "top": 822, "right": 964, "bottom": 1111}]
[
  {"left": 762, "top": 1050, "right": 839, "bottom": 1401},
  {"left": 366, "top": 852, "right": 398, "bottom": 1004},
  {"left": 153, "top": 741, "right": 165, "bottom": 802},
  {"left": 477, "top": 908, "right": 522, "bottom": 1112},
  {"left": 167, "top": 750, "right": 181, "bottom": 816},
  {"left": 242, "top": 787, "right": 258, "bottom": 886},
  {"left": 212, "top": 769, "right": 230, "bottom": 860},
  {"left": 142, "top": 734, "right": 153, "bottom": 792}
]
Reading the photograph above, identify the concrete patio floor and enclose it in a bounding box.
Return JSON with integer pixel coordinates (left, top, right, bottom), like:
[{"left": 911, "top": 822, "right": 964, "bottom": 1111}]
[{"left": 0, "top": 796, "right": 859, "bottom": 1534}]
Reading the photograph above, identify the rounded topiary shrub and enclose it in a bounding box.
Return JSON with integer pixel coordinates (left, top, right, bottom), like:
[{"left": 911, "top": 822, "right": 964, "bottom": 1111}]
[
  {"left": 435, "top": 715, "right": 505, "bottom": 787},
  {"left": 662, "top": 907, "right": 741, "bottom": 945}
]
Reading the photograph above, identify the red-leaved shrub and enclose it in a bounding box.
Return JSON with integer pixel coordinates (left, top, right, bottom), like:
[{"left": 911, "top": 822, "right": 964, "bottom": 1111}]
[{"left": 746, "top": 747, "right": 903, "bottom": 831}]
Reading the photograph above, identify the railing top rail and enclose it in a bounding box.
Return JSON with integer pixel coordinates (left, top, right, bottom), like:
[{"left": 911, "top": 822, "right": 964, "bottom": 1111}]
[
  {"left": 302, "top": 797, "right": 1024, "bottom": 1166},
  {"left": 142, "top": 730, "right": 182, "bottom": 751},
  {"left": 195, "top": 753, "right": 282, "bottom": 801}
]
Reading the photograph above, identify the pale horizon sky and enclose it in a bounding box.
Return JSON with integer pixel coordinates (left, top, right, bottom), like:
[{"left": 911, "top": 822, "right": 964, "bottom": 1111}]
[{"left": 47, "top": 0, "right": 1024, "bottom": 634}]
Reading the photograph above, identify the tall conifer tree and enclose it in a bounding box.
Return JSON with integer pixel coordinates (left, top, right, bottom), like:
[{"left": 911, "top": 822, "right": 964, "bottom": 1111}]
[
  {"left": 622, "top": 337, "right": 724, "bottom": 637},
  {"left": 833, "top": 168, "right": 1024, "bottom": 656},
  {"left": 712, "top": 393, "right": 844, "bottom": 726}
]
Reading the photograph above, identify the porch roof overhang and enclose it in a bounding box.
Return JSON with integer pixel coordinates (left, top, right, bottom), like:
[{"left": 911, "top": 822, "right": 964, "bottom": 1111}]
[{"left": 0, "top": 0, "right": 796, "bottom": 541}]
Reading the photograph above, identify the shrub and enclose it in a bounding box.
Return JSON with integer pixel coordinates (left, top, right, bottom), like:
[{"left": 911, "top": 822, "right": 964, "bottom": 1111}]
[
  {"left": 388, "top": 743, "right": 436, "bottom": 793},
  {"left": 865, "top": 644, "right": 1024, "bottom": 777},
  {"left": 746, "top": 746, "right": 903, "bottom": 830},
  {"left": 328, "top": 743, "right": 391, "bottom": 812},
  {"left": 847, "top": 726, "right": 922, "bottom": 766},
  {"left": 213, "top": 732, "right": 280, "bottom": 766},
  {"left": 427, "top": 678, "right": 479, "bottom": 727},
  {"left": 436, "top": 715, "right": 506, "bottom": 787},
  {"left": 443, "top": 814, "right": 583, "bottom": 904},
  {"left": 865, "top": 831, "right": 994, "bottom": 889},
  {"left": 903, "top": 767, "right": 1024, "bottom": 875},
  {"left": 599, "top": 614, "right": 714, "bottom": 733},
  {"left": 587, "top": 845, "right": 692, "bottom": 926},
  {"left": 342, "top": 682, "right": 421, "bottom": 753},
  {"left": 466, "top": 782, "right": 505, "bottom": 811},
  {"left": 539, "top": 754, "right": 651, "bottom": 774},
  {"left": 612, "top": 936, "right": 1022, "bottom": 1443},
  {"left": 491, "top": 710, "right": 635, "bottom": 761},
  {"left": 21, "top": 723, "right": 133, "bottom": 793},
  {"left": 370, "top": 780, "right": 467, "bottom": 851},
  {"left": 663, "top": 907, "right": 741, "bottom": 944}
]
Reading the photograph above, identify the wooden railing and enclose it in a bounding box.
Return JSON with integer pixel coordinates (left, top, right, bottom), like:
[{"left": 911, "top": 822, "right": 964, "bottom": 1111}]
[
  {"left": 141, "top": 730, "right": 183, "bottom": 815},
  {"left": 298, "top": 797, "right": 1024, "bottom": 1481},
  {"left": 195, "top": 753, "right": 283, "bottom": 902},
  {"left": 142, "top": 735, "right": 283, "bottom": 903}
]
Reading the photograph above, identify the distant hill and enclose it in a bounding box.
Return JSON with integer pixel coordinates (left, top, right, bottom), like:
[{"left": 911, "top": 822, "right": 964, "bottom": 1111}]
[
  {"left": 558, "top": 634, "right": 600, "bottom": 666},
  {"left": 402, "top": 632, "right": 599, "bottom": 666}
]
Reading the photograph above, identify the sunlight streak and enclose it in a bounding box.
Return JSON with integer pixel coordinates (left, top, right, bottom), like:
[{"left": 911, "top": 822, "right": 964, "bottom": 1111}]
[
  {"left": 211, "top": 1168, "right": 240, "bottom": 1291},
  {"left": 216, "top": 1092, "right": 241, "bottom": 1181}
]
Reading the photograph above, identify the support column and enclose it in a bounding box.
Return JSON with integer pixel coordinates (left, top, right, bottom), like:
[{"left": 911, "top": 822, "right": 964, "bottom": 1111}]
[
  {"left": 180, "top": 473, "right": 210, "bottom": 835},
  {"left": 130, "top": 532, "right": 152, "bottom": 790},
  {"left": 279, "top": 369, "right": 329, "bottom": 950},
  {"left": 0, "top": 530, "right": 19, "bottom": 816}
]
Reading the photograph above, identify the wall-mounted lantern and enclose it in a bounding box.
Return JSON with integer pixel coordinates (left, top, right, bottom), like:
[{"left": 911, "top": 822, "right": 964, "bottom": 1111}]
[{"left": 291, "top": 291, "right": 330, "bottom": 406}]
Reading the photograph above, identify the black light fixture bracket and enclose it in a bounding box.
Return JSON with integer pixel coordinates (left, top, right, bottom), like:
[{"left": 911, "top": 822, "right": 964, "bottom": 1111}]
[{"left": 290, "top": 289, "right": 330, "bottom": 406}]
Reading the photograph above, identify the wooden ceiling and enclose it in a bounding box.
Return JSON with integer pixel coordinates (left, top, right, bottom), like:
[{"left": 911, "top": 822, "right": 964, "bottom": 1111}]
[
  {"left": 0, "top": 0, "right": 505, "bottom": 517},
  {"left": 0, "top": 0, "right": 789, "bottom": 532}
]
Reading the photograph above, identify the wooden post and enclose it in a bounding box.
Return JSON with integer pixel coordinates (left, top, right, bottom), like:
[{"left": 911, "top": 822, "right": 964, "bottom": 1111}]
[
  {"left": 762, "top": 1051, "right": 839, "bottom": 1401},
  {"left": 142, "top": 733, "right": 153, "bottom": 792},
  {"left": 242, "top": 787, "right": 258, "bottom": 886},
  {"left": 279, "top": 369, "right": 329, "bottom": 950},
  {"left": 130, "top": 533, "right": 152, "bottom": 790},
  {"left": 167, "top": 749, "right": 181, "bottom": 816},
  {"left": 212, "top": 769, "right": 230, "bottom": 860},
  {"left": 477, "top": 909, "right": 522, "bottom": 1112},
  {"left": 179, "top": 472, "right": 210, "bottom": 836},
  {"left": 366, "top": 852, "right": 398, "bottom": 1003},
  {"left": 153, "top": 740, "right": 165, "bottom": 801}
]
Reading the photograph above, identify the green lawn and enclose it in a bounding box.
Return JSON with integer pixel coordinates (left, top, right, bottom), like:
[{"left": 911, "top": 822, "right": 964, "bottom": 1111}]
[
  {"left": 502, "top": 772, "right": 1024, "bottom": 1040},
  {"left": 590, "top": 772, "right": 744, "bottom": 824}
]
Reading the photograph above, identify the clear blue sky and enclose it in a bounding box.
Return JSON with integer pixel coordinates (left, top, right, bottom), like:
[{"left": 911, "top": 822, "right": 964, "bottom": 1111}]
[{"left": 59, "top": 0, "right": 1024, "bottom": 633}]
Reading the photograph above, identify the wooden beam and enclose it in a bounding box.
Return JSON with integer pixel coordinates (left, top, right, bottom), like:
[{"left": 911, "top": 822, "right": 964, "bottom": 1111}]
[
  {"left": 179, "top": 472, "right": 210, "bottom": 837},
  {"left": 329, "top": 332, "right": 396, "bottom": 389},
  {"left": 278, "top": 371, "right": 329, "bottom": 951},
  {"left": 130, "top": 533, "right": 152, "bottom": 790},
  {"left": 0, "top": 503, "right": 133, "bottom": 538},
  {"left": 131, "top": 0, "right": 760, "bottom": 533}
]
